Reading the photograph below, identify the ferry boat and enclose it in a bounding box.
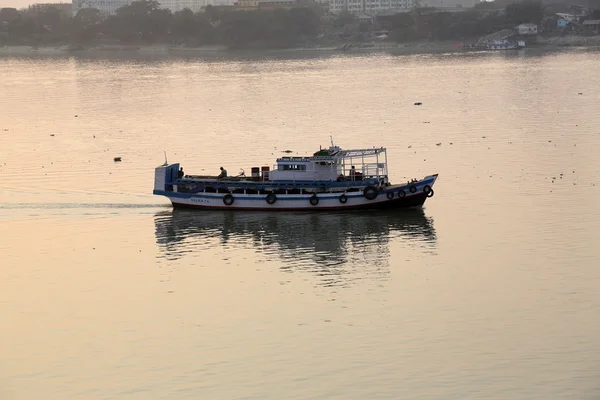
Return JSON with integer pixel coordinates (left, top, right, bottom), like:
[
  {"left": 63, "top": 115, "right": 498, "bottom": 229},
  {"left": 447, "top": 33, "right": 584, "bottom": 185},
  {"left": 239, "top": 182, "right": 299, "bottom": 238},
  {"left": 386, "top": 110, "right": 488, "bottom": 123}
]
[
  {"left": 153, "top": 144, "right": 438, "bottom": 211},
  {"left": 484, "top": 40, "right": 525, "bottom": 50}
]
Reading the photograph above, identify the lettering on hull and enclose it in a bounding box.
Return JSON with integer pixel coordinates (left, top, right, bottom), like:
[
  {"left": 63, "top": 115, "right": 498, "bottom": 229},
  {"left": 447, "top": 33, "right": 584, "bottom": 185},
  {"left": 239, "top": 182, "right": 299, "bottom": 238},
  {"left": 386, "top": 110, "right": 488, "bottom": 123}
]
[{"left": 190, "top": 198, "right": 210, "bottom": 204}]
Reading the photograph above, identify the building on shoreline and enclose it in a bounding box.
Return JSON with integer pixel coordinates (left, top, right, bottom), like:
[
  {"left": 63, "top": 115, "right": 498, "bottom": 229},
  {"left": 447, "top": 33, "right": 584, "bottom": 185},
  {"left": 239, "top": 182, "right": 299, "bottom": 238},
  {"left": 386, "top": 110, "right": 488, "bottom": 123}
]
[
  {"left": 326, "top": 0, "right": 480, "bottom": 15},
  {"left": 236, "top": 0, "right": 259, "bottom": 9},
  {"left": 159, "top": 0, "right": 234, "bottom": 12},
  {"left": 328, "top": 0, "right": 415, "bottom": 15},
  {"left": 419, "top": 0, "right": 477, "bottom": 9},
  {"left": 72, "top": 0, "right": 131, "bottom": 16},
  {"left": 516, "top": 23, "right": 538, "bottom": 35}
]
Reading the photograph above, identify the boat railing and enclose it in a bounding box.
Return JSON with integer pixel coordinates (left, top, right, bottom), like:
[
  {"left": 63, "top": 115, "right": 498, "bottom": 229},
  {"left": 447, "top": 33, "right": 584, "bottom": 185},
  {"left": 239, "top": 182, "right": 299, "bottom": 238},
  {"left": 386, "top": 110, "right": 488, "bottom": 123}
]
[
  {"left": 340, "top": 162, "right": 386, "bottom": 178},
  {"left": 174, "top": 176, "right": 384, "bottom": 191}
]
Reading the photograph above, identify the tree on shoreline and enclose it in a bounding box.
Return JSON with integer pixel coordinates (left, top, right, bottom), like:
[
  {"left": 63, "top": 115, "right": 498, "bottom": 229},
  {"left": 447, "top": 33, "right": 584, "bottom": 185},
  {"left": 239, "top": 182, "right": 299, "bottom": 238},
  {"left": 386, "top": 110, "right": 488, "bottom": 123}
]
[
  {"left": 72, "top": 8, "right": 102, "bottom": 43},
  {"left": 0, "top": 0, "right": 575, "bottom": 49},
  {"left": 382, "top": 0, "right": 546, "bottom": 43}
]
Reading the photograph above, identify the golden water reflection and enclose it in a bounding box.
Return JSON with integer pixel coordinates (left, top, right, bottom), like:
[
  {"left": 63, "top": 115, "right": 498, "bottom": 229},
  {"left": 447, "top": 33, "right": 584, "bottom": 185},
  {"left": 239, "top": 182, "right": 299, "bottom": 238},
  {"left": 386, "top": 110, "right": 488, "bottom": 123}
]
[{"left": 154, "top": 209, "right": 436, "bottom": 285}]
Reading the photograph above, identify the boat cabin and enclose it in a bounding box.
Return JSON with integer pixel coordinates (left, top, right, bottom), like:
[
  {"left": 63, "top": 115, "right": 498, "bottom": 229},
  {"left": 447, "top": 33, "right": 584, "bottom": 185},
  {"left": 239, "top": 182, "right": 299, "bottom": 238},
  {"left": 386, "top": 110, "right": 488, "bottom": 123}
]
[
  {"left": 269, "top": 146, "right": 389, "bottom": 184},
  {"left": 270, "top": 157, "right": 341, "bottom": 182}
]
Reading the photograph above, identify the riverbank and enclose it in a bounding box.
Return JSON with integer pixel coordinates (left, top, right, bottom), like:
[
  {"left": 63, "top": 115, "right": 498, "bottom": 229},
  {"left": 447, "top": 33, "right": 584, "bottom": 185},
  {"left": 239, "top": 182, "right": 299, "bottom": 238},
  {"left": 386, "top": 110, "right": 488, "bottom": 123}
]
[{"left": 2, "top": 37, "right": 600, "bottom": 57}]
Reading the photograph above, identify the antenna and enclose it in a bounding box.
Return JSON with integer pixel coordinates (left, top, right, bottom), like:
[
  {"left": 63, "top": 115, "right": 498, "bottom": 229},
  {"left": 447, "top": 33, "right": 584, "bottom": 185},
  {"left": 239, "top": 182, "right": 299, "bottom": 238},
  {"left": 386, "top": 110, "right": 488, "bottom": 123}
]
[
  {"left": 330, "top": 135, "right": 334, "bottom": 147},
  {"left": 163, "top": 151, "right": 168, "bottom": 165}
]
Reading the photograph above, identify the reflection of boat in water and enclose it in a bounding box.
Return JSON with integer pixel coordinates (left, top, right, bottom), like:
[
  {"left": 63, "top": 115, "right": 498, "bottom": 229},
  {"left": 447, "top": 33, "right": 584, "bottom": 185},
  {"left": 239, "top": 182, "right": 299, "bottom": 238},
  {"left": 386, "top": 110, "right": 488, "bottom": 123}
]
[{"left": 154, "top": 209, "right": 437, "bottom": 272}]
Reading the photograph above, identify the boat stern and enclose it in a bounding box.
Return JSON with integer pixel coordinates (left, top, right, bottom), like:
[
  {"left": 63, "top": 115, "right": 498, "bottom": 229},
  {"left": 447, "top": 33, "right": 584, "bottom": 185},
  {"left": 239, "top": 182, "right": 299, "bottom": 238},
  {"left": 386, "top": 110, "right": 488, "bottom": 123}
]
[{"left": 154, "top": 163, "right": 180, "bottom": 195}]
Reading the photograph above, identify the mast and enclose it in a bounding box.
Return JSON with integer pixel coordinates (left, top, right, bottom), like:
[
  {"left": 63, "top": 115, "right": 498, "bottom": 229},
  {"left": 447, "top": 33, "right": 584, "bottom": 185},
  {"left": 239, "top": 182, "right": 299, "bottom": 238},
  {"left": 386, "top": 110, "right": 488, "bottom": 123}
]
[
  {"left": 384, "top": 148, "right": 388, "bottom": 180},
  {"left": 376, "top": 150, "right": 380, "bottom": 182}
]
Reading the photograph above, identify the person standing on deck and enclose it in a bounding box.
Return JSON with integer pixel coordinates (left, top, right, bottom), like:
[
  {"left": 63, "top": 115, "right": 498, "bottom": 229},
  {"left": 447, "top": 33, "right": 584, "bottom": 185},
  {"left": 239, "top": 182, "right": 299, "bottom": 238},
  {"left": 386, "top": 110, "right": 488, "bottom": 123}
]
[{"left": 178, "top": 167, "right": 184, "bottom": 178}]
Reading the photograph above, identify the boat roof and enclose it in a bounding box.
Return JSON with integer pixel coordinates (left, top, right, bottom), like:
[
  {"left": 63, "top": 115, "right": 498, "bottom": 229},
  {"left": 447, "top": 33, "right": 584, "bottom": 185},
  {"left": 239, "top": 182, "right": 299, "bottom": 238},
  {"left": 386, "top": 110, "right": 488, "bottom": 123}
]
[
  {"left": 277, "top": 147, "right": 386, "bottom": 162},
  {"left": 336, "top": 147, "right": 385, "bottom": 157}
]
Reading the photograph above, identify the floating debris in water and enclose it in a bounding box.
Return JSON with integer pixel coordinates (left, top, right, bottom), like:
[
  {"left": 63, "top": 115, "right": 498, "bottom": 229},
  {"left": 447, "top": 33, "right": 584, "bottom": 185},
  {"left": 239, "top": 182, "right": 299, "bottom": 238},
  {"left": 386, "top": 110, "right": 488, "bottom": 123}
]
[
  {"left": 50, "top": 134, "right": 55, "bottom": 136},
  {"left": 114, "top": 157, "right": 122, "bottom": 162},
  {"left": 414, "top": 102, "right": 422, "bottom": 106}
]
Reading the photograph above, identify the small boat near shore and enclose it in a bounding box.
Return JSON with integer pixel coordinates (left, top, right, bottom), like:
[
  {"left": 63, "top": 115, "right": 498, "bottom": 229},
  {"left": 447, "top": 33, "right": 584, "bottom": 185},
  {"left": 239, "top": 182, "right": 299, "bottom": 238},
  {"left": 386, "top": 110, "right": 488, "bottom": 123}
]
[
  {"left": 153, "top": 143, "right": 438, "bottom": 211},
  {"left": 461, "top": 40, "right": 525, "bottom": 51},
  {"left": 483, "top": 40, "right": 525, "bottom": 50}
]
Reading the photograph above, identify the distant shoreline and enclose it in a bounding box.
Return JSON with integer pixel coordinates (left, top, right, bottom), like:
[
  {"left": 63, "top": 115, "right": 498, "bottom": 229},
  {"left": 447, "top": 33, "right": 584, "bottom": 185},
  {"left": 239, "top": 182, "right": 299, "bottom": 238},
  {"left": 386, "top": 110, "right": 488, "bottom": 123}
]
[{"left": 2, "top": 37, "right": 600, "bottom": 58}]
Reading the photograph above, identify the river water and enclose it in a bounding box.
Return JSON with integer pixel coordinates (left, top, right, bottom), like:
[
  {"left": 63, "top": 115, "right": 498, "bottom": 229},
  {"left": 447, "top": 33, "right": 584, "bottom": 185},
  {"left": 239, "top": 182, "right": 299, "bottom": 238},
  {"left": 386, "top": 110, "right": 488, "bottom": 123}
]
[{"left": 1, "top": 49, "right": 600, "bottom": 399}]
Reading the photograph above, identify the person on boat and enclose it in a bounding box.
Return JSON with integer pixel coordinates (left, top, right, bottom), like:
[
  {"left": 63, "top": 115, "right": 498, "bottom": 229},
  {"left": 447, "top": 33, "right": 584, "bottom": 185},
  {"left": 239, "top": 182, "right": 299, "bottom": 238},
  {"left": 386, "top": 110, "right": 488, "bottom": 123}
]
[
  {"left": 217, "top": 167, "right": 228, "bottom": 179},
  {"left": 350, "top": 166, "right": 362, "bottom": 181},
  {"left": 178, "top": 167, "right": 184, "bottom": 179}
]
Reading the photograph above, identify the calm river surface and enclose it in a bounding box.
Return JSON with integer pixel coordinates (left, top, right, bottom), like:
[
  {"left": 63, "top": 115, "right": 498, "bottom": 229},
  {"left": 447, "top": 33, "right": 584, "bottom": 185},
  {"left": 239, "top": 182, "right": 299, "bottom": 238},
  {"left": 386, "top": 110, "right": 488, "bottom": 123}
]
[{"left": 1, "top": 49, "right": 600, "bottom": 399}]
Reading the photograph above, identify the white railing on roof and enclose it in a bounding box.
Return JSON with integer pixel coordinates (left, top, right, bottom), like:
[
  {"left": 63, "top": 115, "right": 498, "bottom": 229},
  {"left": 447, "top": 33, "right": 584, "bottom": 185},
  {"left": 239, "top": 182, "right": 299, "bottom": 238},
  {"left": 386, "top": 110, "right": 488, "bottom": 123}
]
[{"left": 334, "top": 147, "right": 385, "bottom": 158}]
